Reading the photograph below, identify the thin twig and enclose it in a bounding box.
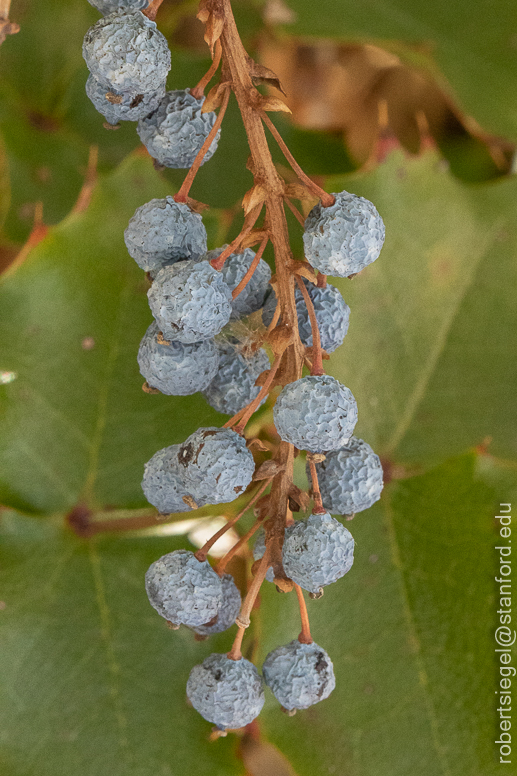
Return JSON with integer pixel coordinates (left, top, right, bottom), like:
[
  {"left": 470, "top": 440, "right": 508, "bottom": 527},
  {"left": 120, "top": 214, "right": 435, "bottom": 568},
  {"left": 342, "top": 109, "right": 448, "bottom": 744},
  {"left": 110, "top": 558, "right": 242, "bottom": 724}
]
[
  {"left": 191, "top": 39, "right": 223, "bottom": 99},
  {"left": 227, "top": 550, "right": 271, "bottom": 660},
  {"left": 209, "top": 204, "right": 264, "bottom": 271},
  {"left": 294, "top": 584, "right": 313, "bottom": 644},
  {"left": 232, "top": 235, "right": 269, "bottom": 299},
  {"left": 295, "top": 275, "right": 324, "bottom": 376},
  {"left": 216, "top": 516, "right": 267, "bottom": 576},
  {"left": 306, "top": 455, "right": 326, "bottom": 514},
  {"left": 233, "top": 352, "right": 283, "bottom": 433},
  {"left": 284, "top": 197, "right": 305, "bottom": 227}
]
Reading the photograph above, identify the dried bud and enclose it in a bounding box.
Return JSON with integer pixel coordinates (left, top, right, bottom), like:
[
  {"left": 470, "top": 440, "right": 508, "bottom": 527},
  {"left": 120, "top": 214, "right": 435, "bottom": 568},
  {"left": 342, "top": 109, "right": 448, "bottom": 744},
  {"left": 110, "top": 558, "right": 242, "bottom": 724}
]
[
  {"left": 267, "top": 323, "right": 293, "bottom": 355},
  {"left": 256, "top": 95, "right": 292, "bottom": 113},
  {"left": 201, "top": 82, "right": 230, "bottom": 113},
  {"left": 288, "top": 484, "right": 311, "bottom": 512},
  {"left": 242, "top": 184, "right": 267, "bottom": 215},
  {"left": 142, "top": 381, "right": 160, "bottom": 394},
  {"left": 248, "top": 58, "right": 286, "bottom": 95}
]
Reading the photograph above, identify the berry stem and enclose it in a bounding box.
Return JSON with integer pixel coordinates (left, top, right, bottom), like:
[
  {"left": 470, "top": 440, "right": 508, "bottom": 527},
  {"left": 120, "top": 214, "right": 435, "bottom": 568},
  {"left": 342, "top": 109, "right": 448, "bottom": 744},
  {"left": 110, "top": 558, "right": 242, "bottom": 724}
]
[
  {"left": 260, "top": 112, "right": 335, "bottom": 208},
  {"left": 190, "top": 39, "right": 222, "bottom": 99},
  {"left": 216, "top": 514, "right": 267, "bottom": 575},
  {"left": 295, "top": 275, "right": 325, "bottom": 376},
  {"left": 174, "top": 86, "right": 230, "bottom": 202},
  {"left": 209, "top": 203, "right": 264, "bottom": 271},
  {"left": 317, "top": 272, "right": 327, "bottom": 288},
  {"left": 266, "top": 296, "right": 281, "bottom": 333},
  {"left": 306, "top": 454, "right": 326, "bottom": 514},
  {"left": 284, "top": 197, "right": 306, "bottom": 227},
  {"left": 231, "top": 235, "right": 269, "bottom": 300},
  {"left": 294, "top": 584, "right": 313, "bottom": 644},
  {"left": 195, "top": 478, "right": 272, "bottom": 563},
  {"left": 228, "top": 550, "right": 271, "bottom": 660},
  {"left": 233, "top": 351, "right": 283, "bottom": 434}
]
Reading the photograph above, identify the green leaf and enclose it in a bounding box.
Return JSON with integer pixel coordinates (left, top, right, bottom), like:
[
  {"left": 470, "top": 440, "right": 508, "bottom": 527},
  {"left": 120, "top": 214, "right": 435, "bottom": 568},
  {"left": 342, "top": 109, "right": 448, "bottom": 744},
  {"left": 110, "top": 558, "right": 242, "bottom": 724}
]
[
  {"left": 0, "top": 153, "right": 226, "bottom": 514},
  {"left": 0, "top": 514, "right": 242, "bottom": 776},
  {"left": 326, "top": 150, "right": 517, "bottom": 464},
  {"left": 258, "top": 452, "right": 500, "bottom": 776},
  {"left": 286, "top": 0, "right": 517, "bottom": 142},
  {"left": 0, "top": 133, "right": 10, "bottom": 231}
]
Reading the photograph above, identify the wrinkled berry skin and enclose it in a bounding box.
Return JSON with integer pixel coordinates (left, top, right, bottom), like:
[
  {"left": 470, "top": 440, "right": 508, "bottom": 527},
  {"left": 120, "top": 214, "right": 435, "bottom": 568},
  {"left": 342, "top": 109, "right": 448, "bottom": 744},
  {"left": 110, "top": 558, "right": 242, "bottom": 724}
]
[
  {"left": 137, "top": 89, "right": 220, "bottom": 168},
  {"left": 187, "top": 654, "right": 265, "bottom": 730},
  {"left": 141, "top": 444, "right": 192, "bottom": 514},
  {"left": 138, "top": 322, "right": 219, "bottom": 395},
  {"left": 203, "top": 340, "right": 270, "bottom": 415},
  {"left": 83, "top": 11, "right": 171, "bottom": 94},
  {"left": 273, "top": 375, "right": 358, "bottom": 453},
  {"left": 263, "top": 640, "right": 336, "bottom": 710},
  {"left": 145, "top": 549, "right": 222, "bottom": 627},
  {"left": 124, "top": 197, "right": 207, "bottom": 272},
  {"left": 206, "top": 247, "right": 271, "bottom": 319},
  {"left": 193, "top": 574, "right": 241, "bottom": 636},
  {"left": 178, "top": 427, "right": 255, "bottom": 507},
  {"left": 87, "top": 1, "right": 149, "bottom": 17},
  {"left": 262, "top": 278, "right": 350, "bottom": 353},
  {"left": 85, "top": 74, "right": 165, "bottom": 124},
  {"left": 282, "top": 512, "right": 355, "bottom": 594},
  {"left": 147, "top": 260, "right": 232, "bottom": 343},
  {"left": 304, "top": 191, "right": 385, "bottom": 277},
  {"left": 312, "top": 436, "right": 384, "bottom": 515}
]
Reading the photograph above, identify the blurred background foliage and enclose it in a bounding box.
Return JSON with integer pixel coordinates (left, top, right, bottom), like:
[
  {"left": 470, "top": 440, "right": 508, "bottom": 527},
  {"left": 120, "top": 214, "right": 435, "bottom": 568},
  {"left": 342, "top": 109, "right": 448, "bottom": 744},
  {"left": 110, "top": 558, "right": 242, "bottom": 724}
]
[{"left": 0, "top": 1, "right": 515, "bottom": 775}]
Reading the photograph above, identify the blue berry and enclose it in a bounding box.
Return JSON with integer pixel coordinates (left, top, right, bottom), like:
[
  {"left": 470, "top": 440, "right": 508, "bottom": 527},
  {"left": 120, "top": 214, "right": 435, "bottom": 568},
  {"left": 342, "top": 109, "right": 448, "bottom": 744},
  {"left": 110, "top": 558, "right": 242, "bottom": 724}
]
[
  {"left": 178, "top": 427, "right": 255, "bottom": 507},
  {"left": 282, "top": 512, "right": 354, "bottom": 594},
  {"left": 137, "top": 89, "right": 220, "bottom": 169},
  {"left": 87, "top": 1, "right": 149, "bottom": 15},
  {"left": 187, "top": 654, "right": 264, "bottom": 730},
  {"left": 145, "top": 549, "right": 222, "bottom": 627},
  {"left": 141, "top": 444, "right": 192, "bottom": 514},
  {"left": 206, "top": 247, "right": 271, "bottom": 319},
  {"left": 303, "top": 191, "right": 385, "bottom": 277},
  {"left": 273, "top": 375, "right": 358, "bottom": 453},
  {"left": 83, "top": 11, "right": 171, "bottom": 94},
  {"left": 124, "top": 197, "right": 207, "bottom": 273},
  {"left": 193, "top": 574, "right": 241, "bottom": 636},
  {"left": 203, "top": 339, "right": 270, "bottom": 415},
  {"left": 85, "top": 74, "right": 164, "bottom": 124},
  {"left": 263, "top": 640, "right": 336, "bottom": 710},
  {"left": 147, "top": 260, "right": 232, "bottom": 343},
  {"left": 262, "top": 279, "right": 350, "bottom": 353},
  {"left": 138, "top": 322, "right": 219, "bottom": 395},
  {"left": 311, "top": 437, "right": 384, "bottom": 515}
]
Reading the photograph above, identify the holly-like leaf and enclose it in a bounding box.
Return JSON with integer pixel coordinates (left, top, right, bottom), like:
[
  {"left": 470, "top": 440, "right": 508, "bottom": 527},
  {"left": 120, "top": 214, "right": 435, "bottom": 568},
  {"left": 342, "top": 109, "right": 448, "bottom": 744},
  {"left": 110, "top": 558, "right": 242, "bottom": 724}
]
[{"left": 0, "top": 153, "right": 226, "bottom": 515}]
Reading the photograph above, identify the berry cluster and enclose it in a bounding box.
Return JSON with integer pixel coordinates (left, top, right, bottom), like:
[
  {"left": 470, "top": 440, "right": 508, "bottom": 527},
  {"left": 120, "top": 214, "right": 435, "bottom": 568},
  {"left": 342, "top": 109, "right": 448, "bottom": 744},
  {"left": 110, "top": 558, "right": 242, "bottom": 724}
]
[{"left": 83, "top": 0, "right": 386, "bottom": 734}]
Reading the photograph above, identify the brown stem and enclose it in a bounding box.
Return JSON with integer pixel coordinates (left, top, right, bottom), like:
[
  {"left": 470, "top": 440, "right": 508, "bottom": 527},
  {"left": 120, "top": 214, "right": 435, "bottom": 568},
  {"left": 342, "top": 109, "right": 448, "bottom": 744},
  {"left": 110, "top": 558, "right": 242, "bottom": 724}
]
[
  {"left": 295, "top": 275, "right": 324, "bottom": 376},
  {"left": 266, "top": 296, "right": 281, "bottom": 333},
  {"left": 233, "top": 351, "right": 283, "bottom": 434},
  {"left": 191, "top": 39, "right": 222, "bottom": 99},
  {"left": 317, "top": 272, "right": 327, "bottom": 288},
  {"left": 216, "top": 516, "right": 266, "bottom": 575},
  {"left": 174, "top": 87, "right": 230, "bottom": 202},
  {"left": 294, "top": 584, "right": 313, "bottom": 644},
  {"left": 232, "top": 235, "right": 269, "bottom": 300},
  {"left": 284, "top": 197, "right": 305, "bottom": 227},
  {"left": 260, "top": 112, "right": 335, "bottom": 208},
  {"left": 307, "top": 455, "right": 326, "bottom": 514},
  {"left": 227, "top": 550, "right": 271, "bottom": 660},
  {"left": 195, "top": 479, "right": 272, "bottom": 564},
  {"left": 209, "top": 204, "right": 263, "bottom": 271}
]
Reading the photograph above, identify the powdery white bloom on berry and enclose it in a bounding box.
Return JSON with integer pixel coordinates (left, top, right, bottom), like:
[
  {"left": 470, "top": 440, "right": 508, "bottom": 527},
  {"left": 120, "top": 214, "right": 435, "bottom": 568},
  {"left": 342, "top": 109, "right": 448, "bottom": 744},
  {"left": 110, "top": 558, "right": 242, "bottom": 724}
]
[
  {"left": 273, "top": 375, "right": 358, "bottom": 453},
  {"left": 87, "top": 1, "right": 149, "bottom": 16},
  {"left": 262, "top": 278, "right": 350, "bottom": 354},
  {"left": 124, "top": 197, "right": 207, "bottom": 272},
  {"left": 262, "top": 640, "right": 336, "bottom": 710},
  {"left": 138, "top": 321, "right": 219, "bottom": 395},
  {"left": 303, "top": 191, "right": 385, "bottom": 277},
  {"left": 137, "top": 89, "right": 220, "bottom": 168},
  {"left": 203, "top": 339, "right": 270, "bottom": 415},
  {"left": 178, "top": 427, "right": 255, "bottom": 507},
  {"left": 145, "top": 549, "right": 222, "bottom": 626},
  {"left": 147, "top": 260, "right": 232, "bottom": 343},
  {"left": 141, "top": 444, "right": 192, "bottom": 514},
  {"left": 193, "top": 574, "right": 241, "bottom": 636},
  {"left": 187, "top": 653, "right": 265, "bottom": 730},
  {"left": 82, "top": 11, "right": 171, "bottom": 94},
  {"left": 282, "top": 512, "right": 354, "bottom": 594},
  {"left": 85, "top": 74, "right": 165, "bottom": 124},
  {"left": 312, "top": 436, "right": 384, "bottom": 515},
  {"left": 206, "top": 247, "right": 271, "bottom": 319}
]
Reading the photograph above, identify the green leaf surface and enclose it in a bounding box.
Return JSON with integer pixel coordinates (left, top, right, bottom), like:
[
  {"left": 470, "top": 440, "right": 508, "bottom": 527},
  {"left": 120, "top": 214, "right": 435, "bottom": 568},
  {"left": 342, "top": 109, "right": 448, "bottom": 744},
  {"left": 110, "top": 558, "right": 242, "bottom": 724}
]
[
  {"left": 258, "top": 453, "right": 501, "bottom": 776},
  {"left": 326, "top": 150, "right": 517, "bottom": 464},
  {"left": 0, "top": 515, "right": 242, "bottom": 776},
  {"left": 286, "top": 0, "right": 517, "bottom": 142},
  {"left": 0, "top": 153, "right": 226, "bottom": 515}
]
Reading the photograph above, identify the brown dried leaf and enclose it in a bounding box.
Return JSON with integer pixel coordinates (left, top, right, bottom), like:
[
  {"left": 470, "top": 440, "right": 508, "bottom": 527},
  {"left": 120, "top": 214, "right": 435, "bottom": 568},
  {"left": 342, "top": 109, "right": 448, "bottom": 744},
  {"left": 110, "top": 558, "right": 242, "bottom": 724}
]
[
  {"left": 240, "top": 229, "right": 269, "bottom": 249},
  {"left": 242, "top": 184, "right": 267, "bottom": 215},
  {"left": 267, "top": 323, "right": 293, "bottom": 355},
  {"left": 142, "top": 381, "right": 160, "bottom": 394},
  {"left": 253, "top": 460, "right": 286, "bottom": 480},
  {"left": 248, "top": 59, "right": 286, "bottom": 96},
  {"left": 291, "top": 261, "right": 318, "bottom": 284},
  {"left": 201, "top": 82, "right": 229, "bottom": 114},
  {"left": 288, "top": 484, "right": 311, "bottom": 512},
  {"left": 247, "top": 438, "right": 270, "bottom": 453},
  {"left": 204, "top": 12, "right": 225, "bottom": 56},
  {"left": 257, "top": 95, "right": 292, "bottom": 114},
  {"left": 184, "top": 195, "right": 209, "bottom": 213}
]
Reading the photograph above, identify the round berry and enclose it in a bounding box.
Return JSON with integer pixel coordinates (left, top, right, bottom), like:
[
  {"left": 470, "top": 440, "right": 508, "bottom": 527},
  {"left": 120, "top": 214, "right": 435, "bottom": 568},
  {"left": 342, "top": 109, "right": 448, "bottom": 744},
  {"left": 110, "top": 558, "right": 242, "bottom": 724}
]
[
  {"left": 83, "top": 11, "right": 171, "bottom": 94},
  {"left": 193, "top": 574, "right": 241, "bottom": 636},
  {"left": 178, "top": 427, "right": 255, "bottom": 507},
  {"left": 312, "top": 437, "right": 384, "bottom": 515},
  {"left": 273, "top": 375, "right": 358, "bottom": 453},
  {"left": 203, "top": 339, "right": 270, "bottom": 415},
  {"left": 145, "top": 549, "right": 222, "bottom": 627},
  {"left": 138, "top": 322, "right": 219, "bottom": 395},
  {"left": 263, "top": 640, "right": 336, "bottom": 710},
  {"left": 86, "top": 74, "right": 165, "bottom": 124},
  {"left": 303, "top": 191, "right": 385, "bottom": 277},
  {"left": 141, "top": 444, "right": 192, "bottom": 514},
  {"left": 282, "top": 512, "right": 354, "bottom": 594},
  {"left": 137, "top": 89, "right": 220, "bottom": 169},
  {"left": 147, "top": 260, "right": 232, "bottom": 343},
  {"left": 206, "top": 247, "right": 271, "bottom": 319},
  {"left": 187, "top": 653, "right": 264, "bottom": 730},
  {"left": 124, "top": 197, "right": 207, "bottom": 273}
]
